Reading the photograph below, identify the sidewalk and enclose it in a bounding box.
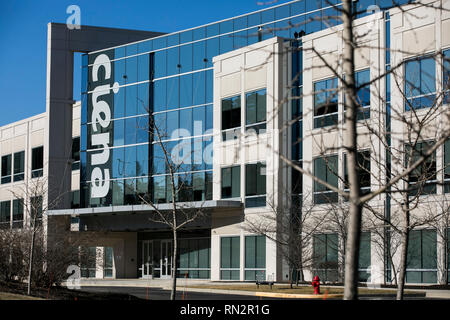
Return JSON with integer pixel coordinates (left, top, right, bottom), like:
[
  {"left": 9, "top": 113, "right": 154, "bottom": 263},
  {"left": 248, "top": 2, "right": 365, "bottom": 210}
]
[{"left": 68, "top": 279, "right": 450, "bottom": 299}]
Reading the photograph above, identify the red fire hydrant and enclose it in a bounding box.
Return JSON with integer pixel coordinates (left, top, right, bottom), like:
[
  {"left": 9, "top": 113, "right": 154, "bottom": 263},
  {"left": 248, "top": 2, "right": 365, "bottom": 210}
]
[{"left": 312, "top": 275, "right": 320, "bottom": 295}]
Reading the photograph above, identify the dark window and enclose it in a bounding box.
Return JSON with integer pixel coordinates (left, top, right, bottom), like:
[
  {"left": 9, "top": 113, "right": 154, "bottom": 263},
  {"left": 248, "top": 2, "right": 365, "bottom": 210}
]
[
  {"left": 314, "top": 77, "right": 338, "bottom": 128},
  {"left": 0, "top": 200, "right": 10, "bottom": 229},
  {"left": 405, "top": 55, "right": 436, "bottom": 110},
  {"left": 444, "top": 139, "right": 450, "bottom": 193},
  {"left": 71, "top": 190, "right": 80, "bottom": 209},
  {"left": 344, "top": 151, "right": 371, "bottom": 196},
  {"left": 245, "top": 162, "right": 266, "bottom": 207},
  {"left": 406, "top": 229, "right": 437, "bottom": 283},
  {"left": 405, "top": 141, "right": 436, "bottom": 196},
  {"left": 221, "top": 95, "right": 241, "bottom": 141},
  {"left": 220, "top": 236, "right": 240, "bottom": 280},
  {"left": 313, "top": 233, "right": 339, "bottom": 282},
  {"left": 12, "top": 199, "right": 23, "bottom": 229},
  {"left": 358, "top": 232, "right": 371, "bottom": 282},
  {"left": 1, "top": 154, "right": 12, "bottom": 184},
  {"left": 30, "top": 196, "right": 43, "bottom": 228},
  {"left": 221, "top": 166, "right": 240, "bottom": 199},
  {"left": 31, "top": 146, "right": 44, "bottom": 178},
  {"left": 72, "top": 137, "right": 80, "bottom": 170},
  {"left": 244, "top": 235, "right": 266, "bottom": 281},
  {"left": 345, "top": 69, "right": 371, "bottom": 121},
  {"left": 13, "top": 151, "right": 25, "bottom": 182},
  {"left": 314, "top": 155, "right": 338, "bottom": 204},
  {"left": 245, "top": 89, "right": 267, "bottom": 135}
]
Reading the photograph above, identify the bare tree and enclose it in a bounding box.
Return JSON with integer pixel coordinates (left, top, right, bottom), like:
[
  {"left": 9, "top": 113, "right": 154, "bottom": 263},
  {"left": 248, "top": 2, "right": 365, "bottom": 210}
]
[{"left": 133, "top": 114, "right": 209, "bottom": 300}]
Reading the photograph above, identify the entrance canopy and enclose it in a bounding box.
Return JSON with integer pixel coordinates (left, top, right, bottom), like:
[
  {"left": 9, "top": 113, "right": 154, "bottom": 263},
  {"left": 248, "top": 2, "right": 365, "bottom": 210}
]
[{"left": 48, "top": 200, "right": 242, "bottom": 217}]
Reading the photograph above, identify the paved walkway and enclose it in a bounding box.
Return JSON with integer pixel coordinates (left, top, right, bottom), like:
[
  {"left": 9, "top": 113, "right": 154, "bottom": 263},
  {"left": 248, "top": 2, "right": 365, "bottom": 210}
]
[{"left": 65, "top": 279, "right": 450, "bottom": 299}]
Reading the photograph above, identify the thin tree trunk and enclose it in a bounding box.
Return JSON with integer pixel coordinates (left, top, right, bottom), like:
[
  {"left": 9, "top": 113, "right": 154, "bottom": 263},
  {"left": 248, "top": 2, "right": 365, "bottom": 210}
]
[
  {"left": 397, "top": 199, "right": 410, "bottom": 300},
  {"left": 342, "top": 0, "right": 362, "bottom": 300},
  {"left": 27, "top": 228, "right": 36, "bottom": 296},
  {"left": 396, "top": 229, "right": 409, "bottom": 300},
  {"left": 171, "top": 227, "right": 178, "bottom": 301}
]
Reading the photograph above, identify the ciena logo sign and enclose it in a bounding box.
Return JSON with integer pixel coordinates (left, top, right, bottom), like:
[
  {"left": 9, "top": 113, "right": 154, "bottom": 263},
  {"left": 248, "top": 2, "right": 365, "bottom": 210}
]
[{"left": 90, "top": 54, "right": 119, "bottom": 198}]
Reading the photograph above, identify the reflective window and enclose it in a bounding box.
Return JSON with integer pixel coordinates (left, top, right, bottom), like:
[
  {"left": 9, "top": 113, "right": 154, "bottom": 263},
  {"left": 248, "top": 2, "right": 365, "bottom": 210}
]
[
  {"left": 313, "top": 233, "right": 339, "bottom": 282},
  {"left": 221, "top": 166, "right": 240, "bottom": 199},
  {"left": 180, "top": 30, "right": 193, "bottom": 44},
  {"left": 114, "top": 83, "right": 125, "bottom": 119},
  {"left": 205, "top": 104, "right": 213, "bottom": 131},
  {"left": 220, "top": 34, "right": 233, "bottom": 54},
  {"left": 193, "top": 72, "right": 206, "bottom": 106},
  {"left": 167, "top": 47, "right": 180, "bottom": 76},
  {"left": 206, "top": 23, "right": 219, "bottom": 37},
  {"left": 31, "top": 146, "right": 44, "bottom": 178},
  {"left": 344, "top": 151, "right": 371, "bottom": 195},
  {"left": 180, "top": 44, "right": 193, "bottom": 73},
  {"left": 152, "top": 143, "right": 166, "bottom": 175},
  {"left": 111, "top": 147, "right": 125, "bottom": 179},
  {"left": 138, "top": 40, "right": 152, "bottom": 54},
  {"left": 113, "top": 119, "right": 125, "bottom": 146},
  {"left": 405, "top": 55, "right": 436, "bottom": 110},
  {"left": 124, "top": 146, "right": 137, "bottom": 178},
  {"left": 220, "top": 236, "right": 240, "bottom": 280},
  {"left": 206, "top": 38, "right": 219, "bottom": 68},
  {"left": 193, "top": 27, "right": 206, "bottom": 41},
  {"left": 125, "top": 84, "right": 138, "bottom": 117},
  {"left": 406, "top": 141, "right": 437, "bottom": 195},
  {"left": 12, "top": 199, "right": 23, "bottom": 228},
  {"left": 355, "top": 69, "right": 370, "bottom": 120},
  {"left": 154, "top": 51, "right": 167, "bottom": 79},
  {"left": 444, "top": 139, "right": 450, "bottom": 193},
  {"left": 167, "top": 77, "right": 180, "bottom": 110},
  {"left": 153, "top": 112, "right": 167, "bottom": 139},
  {"left": 137, "top": 82, "right": 150, "bottom": 113},
  {"left": 221, "top": 95, "right": 241, "bottom": 141},
  {"left": 0, "top": 201, "right": 10, "bottom": 228},
  {"left": 443, "top": 49, "right": 450, "bottom": 105},
  {"left": 13, "top": 151, "right": 25, "bottom": 181},
  {"left": 245, "top": 162, "right": 266, "bottom": 207},
  {"left": 314, "top": 155, "right": 338, "bottom": 204},
  {"left": 136, "top": 116, "right": 149, "bottom": 144},
  {"left": 166, "top": 110, "right": 179, "bottom": 139},
  {"left": 193, "top": 106, "right": 205, "bottom": 133},
  {"left": 193, "top": 41, "right": 206, "bottom": 71},
  {"left": 153, "top": 79, "right": 167, "bottom": 113},
  {"left": 180, "top": 74, "right": 193, "bottom": 108},
  {"left": 314, "top": 77, "right": 338, "bottom": 128},
  {"left": 125, "top": 117, "right": 137, "bottom": 145},
  {"left": 358, "top": 232, "right": 371, "bottom": 282},
  {"left": 406, "top": 229, "right": 437, "bottom": 283},
  {"left": 206, "top": 70, "right": 213, "bottom": 103},
  {"left": 244, "top": 235, "right": 266, "bottom": 281},
  {"left": 153, "top": 175, "right": 166, "bottom": 203},
  {"left": 246, "top": 89, "right": 267, "bottom": 135},
  {"left": 125, "top": 56, "right": 138, "bottom": 84},
  {"left": 167, "top": 33, "right": 179, "bottom": 46},
  {"left": 180, "top": 108, "right": 193, "bottom": 134},
  {"left": 71, "top": 138, "right": 80, "bottom": 171}
]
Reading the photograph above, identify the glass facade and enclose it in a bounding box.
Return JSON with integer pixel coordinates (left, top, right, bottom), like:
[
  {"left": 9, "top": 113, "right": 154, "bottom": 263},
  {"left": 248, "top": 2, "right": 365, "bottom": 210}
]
[
  {"left": 313, "top": 155, "right": 338, "bottom": 204},
  {"left": 244, "top": 235, "right": 266, "bottom": 281},
  {"left": 220, "top": 236, "right": 240, "bottom": 280},
  {"left": 405, "top": 55, "right": 436, "bottom": 110},
  {"left": 313, "top": 233, "right": 338, "bottom": 282},
  {"left": 406, "top": 229, "right": 437, "bottom": 283},
  {"left": 80, "top": 0, "right": 402, "bottom": 208}
]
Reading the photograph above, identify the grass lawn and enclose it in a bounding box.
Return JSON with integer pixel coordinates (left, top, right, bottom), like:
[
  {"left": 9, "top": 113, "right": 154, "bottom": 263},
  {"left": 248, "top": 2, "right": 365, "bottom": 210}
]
[
  {"left": 0, "top": 292, "right": 43, "bottom": 300},
  {"left": 187, "top": 284, "right": 421, "bottom": 296}
]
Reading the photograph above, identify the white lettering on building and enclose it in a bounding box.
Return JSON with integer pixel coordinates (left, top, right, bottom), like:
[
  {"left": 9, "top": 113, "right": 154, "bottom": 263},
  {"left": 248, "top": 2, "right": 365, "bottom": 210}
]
[{"left": 90, "top": 53, "right": 119, "bottom": 198}]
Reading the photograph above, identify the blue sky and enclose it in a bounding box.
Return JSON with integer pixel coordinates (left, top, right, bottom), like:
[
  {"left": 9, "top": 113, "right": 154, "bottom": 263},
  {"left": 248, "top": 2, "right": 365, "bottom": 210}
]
[{"left": 0, "top": 0, "right": 291, "bottom": 126}]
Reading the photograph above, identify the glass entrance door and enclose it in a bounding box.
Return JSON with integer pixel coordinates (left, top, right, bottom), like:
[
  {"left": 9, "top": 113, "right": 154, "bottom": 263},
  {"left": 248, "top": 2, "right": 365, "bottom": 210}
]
[
  {"left": 160, "top": 240, "right": 173, "bottom": 279},
  {"left": 142, "top": 240, "right": 153, "bottom": 279}
]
